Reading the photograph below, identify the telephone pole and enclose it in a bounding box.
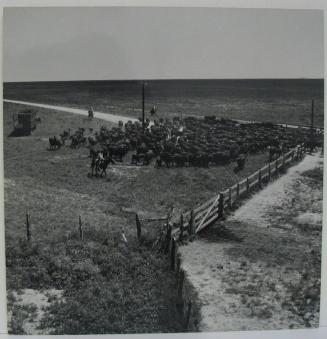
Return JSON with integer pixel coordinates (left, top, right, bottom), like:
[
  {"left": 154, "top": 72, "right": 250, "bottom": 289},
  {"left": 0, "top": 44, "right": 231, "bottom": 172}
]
[
  {"left": 142, "top": 82, "right": 146, "bottom": 133},
  {"left": 311, "top": 99, "right": 314, "bottom": 130}
]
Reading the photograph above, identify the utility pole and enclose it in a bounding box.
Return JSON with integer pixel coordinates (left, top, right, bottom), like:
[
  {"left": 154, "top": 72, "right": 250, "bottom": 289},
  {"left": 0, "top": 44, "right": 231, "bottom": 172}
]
[
  {"left": 311, "top": 99, "right": 314, "bottom": 130},
  {"left": 142, "top": 82, "right": 146, "bottom": 133},
  {"left": 310, "top": 99, "right": 315, "bottom": 153}
]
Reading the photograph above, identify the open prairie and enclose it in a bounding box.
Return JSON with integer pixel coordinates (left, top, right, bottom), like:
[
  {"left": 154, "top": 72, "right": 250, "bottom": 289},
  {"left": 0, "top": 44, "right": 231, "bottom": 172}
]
[{"left": 4, "top": 79, "right": 324, "bottom": 127}]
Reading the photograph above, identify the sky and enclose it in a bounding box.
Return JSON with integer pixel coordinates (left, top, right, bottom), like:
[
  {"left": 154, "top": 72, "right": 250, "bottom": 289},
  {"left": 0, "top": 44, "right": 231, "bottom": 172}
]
[{"left": 3, "top": 6, "right": 324, "bottom": 82}]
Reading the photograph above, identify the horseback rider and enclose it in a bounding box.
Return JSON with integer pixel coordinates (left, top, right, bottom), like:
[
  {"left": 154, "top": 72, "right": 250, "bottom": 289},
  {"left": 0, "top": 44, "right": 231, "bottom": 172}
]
[
  {"left": 98, "top": 151, "right": 104, "bottom": 162},
  {"left": 88, "top": 106, "right": 94, "bottom": 118},
  {"left": 94, "top": 151, "right": 104, "bottom": 169}
]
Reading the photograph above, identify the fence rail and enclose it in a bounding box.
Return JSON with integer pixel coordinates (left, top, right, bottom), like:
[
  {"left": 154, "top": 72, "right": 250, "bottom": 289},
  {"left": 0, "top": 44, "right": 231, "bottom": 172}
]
[
  {"left": 169, "top": 143, "right": 306, "bottom": 238},
  {"left": 159, "top": 142, "right": 307, "bottom": 330}
]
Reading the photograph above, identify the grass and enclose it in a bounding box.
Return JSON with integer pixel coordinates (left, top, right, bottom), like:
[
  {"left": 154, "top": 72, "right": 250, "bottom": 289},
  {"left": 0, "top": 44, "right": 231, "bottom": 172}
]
[
  {"left": 2, "top": 100, "right": 302, "bottom": 334},
  {"left": 213, "top": 163, "right": 323, "bottom": 328},
  {"left": 4, "top": 79, "right": 324, "bottom": 127}
]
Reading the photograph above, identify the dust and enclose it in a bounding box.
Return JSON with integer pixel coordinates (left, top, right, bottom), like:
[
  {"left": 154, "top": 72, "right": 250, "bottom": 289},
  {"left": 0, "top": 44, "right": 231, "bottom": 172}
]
[
  {"left": 108, "top": 165, "right": 144, "bottom": 179},
  {"left": 230, "top": 153, "right": 322, "bottom": 227}
]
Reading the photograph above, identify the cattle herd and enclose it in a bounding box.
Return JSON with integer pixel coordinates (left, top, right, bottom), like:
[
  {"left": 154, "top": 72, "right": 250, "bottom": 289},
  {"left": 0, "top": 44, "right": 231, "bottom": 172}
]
[{"left": 49, "top": 115, "right": 323, "bottom": 176}]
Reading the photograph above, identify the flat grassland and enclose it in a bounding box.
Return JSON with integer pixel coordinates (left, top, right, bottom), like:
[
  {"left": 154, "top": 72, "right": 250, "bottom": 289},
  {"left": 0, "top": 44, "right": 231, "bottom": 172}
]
[
  {"left": 4, "top": 79, "right": 324, "bottom": 127},
  {"left": 4, "top": 101, "right": 271, "bottom": 334}
]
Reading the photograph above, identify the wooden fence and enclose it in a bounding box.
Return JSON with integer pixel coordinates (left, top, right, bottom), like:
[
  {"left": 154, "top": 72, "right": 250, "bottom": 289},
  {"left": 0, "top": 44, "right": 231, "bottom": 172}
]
[
  {"left": 154, "top": 142, "right": 306, "bottom": 331},
  {"left": 169, "top": 143, "right": 306, "bottom": 240}
]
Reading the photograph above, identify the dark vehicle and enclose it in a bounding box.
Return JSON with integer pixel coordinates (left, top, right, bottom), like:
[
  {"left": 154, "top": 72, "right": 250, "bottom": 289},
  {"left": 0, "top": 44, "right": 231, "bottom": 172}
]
[{"left": 12, "top": 109, "right": 37, "bottom": 136}]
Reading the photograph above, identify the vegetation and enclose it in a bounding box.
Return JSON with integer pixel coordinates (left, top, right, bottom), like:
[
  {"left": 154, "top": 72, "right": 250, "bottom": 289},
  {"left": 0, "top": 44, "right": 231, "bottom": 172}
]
[
  {"left": 4, "top": 79, "right": 324, "bottom": 127},
  {"left": 217, "top": 163, "right": 323, "bottom": 328},
  {"left": 7, "top": 236, "right": 181, "bottom": 334},
  {"left": 4, "top": 98, "right": 318, "bottom": 333}
]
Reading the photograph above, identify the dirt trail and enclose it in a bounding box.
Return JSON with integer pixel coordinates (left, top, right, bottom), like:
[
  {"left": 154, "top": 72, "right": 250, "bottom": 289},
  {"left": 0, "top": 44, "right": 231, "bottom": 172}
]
[
  {"left": 7, "top": 289, "right": 63, "bottom": 334},
  {"left": 4, "top": 99, "right": 317, "bottom": 131},
  {"left": 179, "top": 153, "right": 323, "bottom": 332},
  {"left": 4, "top": 99, "right": 139, "bottom": 125}
]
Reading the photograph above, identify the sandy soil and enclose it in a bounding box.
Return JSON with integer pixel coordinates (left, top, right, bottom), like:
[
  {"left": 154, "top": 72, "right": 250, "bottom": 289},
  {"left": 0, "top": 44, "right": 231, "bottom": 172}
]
[
  {"left": 7, "top": 289, "right": 63, "bottom": 334},
  {"left": 179, "top": 153, "right": 322, "bottom": 332},
  {"left": 4, "top": 99, "right": 311, "bottom": 130},
  {"left": 4, "top": 99, "right": 139, "bottom": 124}
]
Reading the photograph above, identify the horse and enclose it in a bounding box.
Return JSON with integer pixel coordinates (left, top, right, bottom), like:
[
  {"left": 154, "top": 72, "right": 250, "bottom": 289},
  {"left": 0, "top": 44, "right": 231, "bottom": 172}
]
[
  {"left": 306, "top": 138, "right": 323, "bottom": 153},
  {"left": 59, "top": 130, "right": 70, "bottom": 145},
  {"left": 268, "top": 145, "right": 282, "bottom": 162},
  {"left": 49, "top": 136, "right": 62, "bottom": 150},
  {"left": 88, "top": 135, "right": 97, "bottom": 147},
  {"left": 131, "top": 150, "right": 154, "bottom": 166},
  {"left": 108, "top": 144, "right": 128, "bottom": 162},
  {"left": 234, "top": 154, "right": 247, "bottom": 172},
  {"left": 90, "top": 155, "right": 115, "bottom": 177},
  {"left": 70, "top": 135, "right": 86, "bottom": 148},
  {"left": 172, "top": 153, "right": 188, "bottom": 167},
  {"left": 158, "top": 151, "right": 173, "bottom": 168}
]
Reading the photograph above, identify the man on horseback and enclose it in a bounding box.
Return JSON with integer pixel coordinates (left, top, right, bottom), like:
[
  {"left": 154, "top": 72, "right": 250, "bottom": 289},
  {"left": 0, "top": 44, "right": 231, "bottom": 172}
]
[
  {"left": 90, "top": 151, "right": 103, "bottom": 176},
  {"left": 96, "top": 151, "right": 104, "bottom": 168},
  {"left": 88, "top": 106, "right": 94, "bottom": 119}
]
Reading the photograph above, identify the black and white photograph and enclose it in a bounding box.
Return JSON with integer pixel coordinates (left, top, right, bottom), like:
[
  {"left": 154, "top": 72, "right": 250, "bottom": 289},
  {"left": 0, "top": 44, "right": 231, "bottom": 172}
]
[{"left": 2, "top": 5, "right": 324, "bottom": 335}]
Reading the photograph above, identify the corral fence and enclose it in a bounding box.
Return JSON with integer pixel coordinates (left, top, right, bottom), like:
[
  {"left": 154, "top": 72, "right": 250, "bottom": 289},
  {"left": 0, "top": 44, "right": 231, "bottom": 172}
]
[
  {"left": 165, "top": 142, "right": 306, "bottom": 243},
  {"left": 156, "top": 142, "right": 307, "bottom": 331}
]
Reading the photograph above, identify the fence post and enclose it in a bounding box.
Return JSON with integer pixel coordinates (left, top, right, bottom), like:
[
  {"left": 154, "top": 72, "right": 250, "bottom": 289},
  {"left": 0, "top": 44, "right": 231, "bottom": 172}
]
[
  {"left": 246, "top": 177, "right": 249, "bottom": 194},
  {"left": 258, "top": 169, "right": 262, "bottom": 188},
  {"left": 184, "top": 302, "right": 192, "bottom": 330},
  {"left": 268, "top": 162, "right": 271, "bottom": 181},
  {"left": 79, "top": 215, "right": 84, "bottom": 240},
  {"left": 176, "top": 253, "right": 181, "bottom": 277},
  {"left": 218, "top": 193, "right": 224, "bottom": 218},
  {"left": 275, "top": 159, "right": 278, "bottom": 175},
  {"left": 164, "top": 224, "right": 172, "bottom": 254},
  {"left": 179, "top": 214, "right": 184, "bottom": 241},
  {"left": 228, "top": 188, "right": 232, "bottom": 209},
  {"left": 291, "top": 150, "right": 294, "bottom": 161},
  {"left": 26, "top": 213, "right": 31, "bottom": 241},
  {"left": 135, "top": 213, "right": 142, "bottom": 244},
  {"left": 170, "top": 237, "right": 176, "bottom": 270},
  {"left": 178, "top": 269, "right": 185, "bottom": 300},
  {"left": 189, "top": 210, "right": 195, "bottom": 235},
  {"left": 236, "top": 183, "right": 240, "bottom": 198}
]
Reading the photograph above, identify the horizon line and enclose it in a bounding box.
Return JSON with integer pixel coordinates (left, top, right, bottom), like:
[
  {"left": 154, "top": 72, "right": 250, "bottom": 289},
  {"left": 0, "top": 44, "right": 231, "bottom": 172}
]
[{"left": 3, "top": 77, "right": 324, "bottom": 84}]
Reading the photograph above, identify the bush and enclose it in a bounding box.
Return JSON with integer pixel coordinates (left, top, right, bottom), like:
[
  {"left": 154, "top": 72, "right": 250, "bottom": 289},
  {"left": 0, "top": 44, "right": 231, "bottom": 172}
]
[{"left": 7, "top": 229, "right": 183, "bottom": 334}]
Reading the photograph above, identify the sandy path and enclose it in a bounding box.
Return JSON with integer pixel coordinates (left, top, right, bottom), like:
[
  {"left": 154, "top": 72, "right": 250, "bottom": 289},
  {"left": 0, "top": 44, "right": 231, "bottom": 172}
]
[
  {"left": 7, "top": 289, "right": 63, "bottom": 334},
  {"left": 179, "top": 153, "right": 323, "bottom": 332},
  {"left": 4, "top": 99, "right": 319, "bottom": 131},
  {"left": 229, "top": 153, "right": 322, "bottom": 226},
  {"left": 3, "top": 99, "right": 139, "bottom": 125}
]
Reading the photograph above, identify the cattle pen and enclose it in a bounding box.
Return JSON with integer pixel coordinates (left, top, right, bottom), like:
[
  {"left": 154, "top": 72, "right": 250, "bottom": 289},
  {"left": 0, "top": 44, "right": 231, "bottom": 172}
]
[
  {"left": 155, "top": 142, "right": 308, "bottom": 330},
  {"left": 167, "top": 143, "right": 306, "bottom": 239}
]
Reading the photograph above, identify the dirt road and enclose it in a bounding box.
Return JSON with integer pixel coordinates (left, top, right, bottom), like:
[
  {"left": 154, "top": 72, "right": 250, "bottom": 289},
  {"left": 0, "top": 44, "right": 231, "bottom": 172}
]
[
  {"left": 3, "top": 99, "right": 139, "bottom": 125},
  {"left": 179, "top": 153, "right": 323, "bottom": 331},
  {"left": 4, "top": 99, "right": 319, "bottom": 131}
]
